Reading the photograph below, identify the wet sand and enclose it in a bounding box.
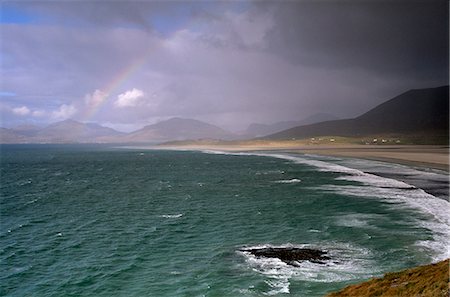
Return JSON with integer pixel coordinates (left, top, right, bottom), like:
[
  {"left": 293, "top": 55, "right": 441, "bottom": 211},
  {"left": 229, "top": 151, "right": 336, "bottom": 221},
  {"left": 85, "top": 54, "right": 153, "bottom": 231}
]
[
  {"left": 159, "top": 142, "right": 449, "bottom": 171},
  {"left": 288, "top": 145, "right": 449, "bottom": 171}
]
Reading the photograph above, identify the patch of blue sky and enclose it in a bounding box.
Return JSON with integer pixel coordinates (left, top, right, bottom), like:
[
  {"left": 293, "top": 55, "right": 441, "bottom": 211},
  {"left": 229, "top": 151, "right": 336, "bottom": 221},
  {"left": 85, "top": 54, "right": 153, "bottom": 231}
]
[
  {"left": 151, "top": 14, "right": 187, "bottom": 36},
  {"left": 0, "top": 3, "right": 99, "bottom": 28},
  {"left": 0, "top": 5, "right": 39, "bottom": 24},
  {"left": 0, "top": 91, "right": 17, "bottom": 97},
  {"left": 150, "top": 4, "right": 194, "bottom": 36}
]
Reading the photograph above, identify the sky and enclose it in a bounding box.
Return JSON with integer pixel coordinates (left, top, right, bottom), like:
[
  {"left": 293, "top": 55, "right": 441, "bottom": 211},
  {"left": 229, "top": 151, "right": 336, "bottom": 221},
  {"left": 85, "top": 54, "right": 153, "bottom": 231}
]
[{"left": 1, "top": 0, "right": 448, "bottom": 132}]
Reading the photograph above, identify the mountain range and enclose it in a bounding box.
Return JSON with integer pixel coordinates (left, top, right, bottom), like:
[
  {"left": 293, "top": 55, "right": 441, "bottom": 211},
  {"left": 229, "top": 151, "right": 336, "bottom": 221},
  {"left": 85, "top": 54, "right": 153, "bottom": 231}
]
[
  {"left": 0, "top": 120, "right": 125, "bottom": 144},
  {"left": 243, "top": 113, "right": 339, "bottom": 138},
  {"left": 1, "top": 86, "right": 448, "bottom": 144},
  {"left": 264, "top": 85, "right": 448, "bottom": 141},
  {"left": 122, "top": 117, "right": 235, "bottom": 143},
  {"left": 0, "top": 118, "right": 235, "bottom": 144}
]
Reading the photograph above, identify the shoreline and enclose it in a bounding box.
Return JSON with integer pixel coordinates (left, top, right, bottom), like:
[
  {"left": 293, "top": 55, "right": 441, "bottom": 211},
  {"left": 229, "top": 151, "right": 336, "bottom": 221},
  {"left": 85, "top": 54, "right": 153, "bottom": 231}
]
[
  {"left": 155, "top": 143, "right": 450, "bottom": 200},
  {"left": 286, "top": 146, "right": 449, "bottom": 172},
  {"left": 157, "top": 143, "right": 449, "bottom": 295},
  {"left": 157, "top": 143, "right": 449, "bottom": 172}
]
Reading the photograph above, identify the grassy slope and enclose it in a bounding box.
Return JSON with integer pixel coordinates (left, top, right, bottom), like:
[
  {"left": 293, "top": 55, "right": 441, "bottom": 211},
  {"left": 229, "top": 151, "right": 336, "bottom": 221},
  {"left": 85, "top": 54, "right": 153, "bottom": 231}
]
[{"left": 325, "top": 259, "right": 449, "bottom": 297}]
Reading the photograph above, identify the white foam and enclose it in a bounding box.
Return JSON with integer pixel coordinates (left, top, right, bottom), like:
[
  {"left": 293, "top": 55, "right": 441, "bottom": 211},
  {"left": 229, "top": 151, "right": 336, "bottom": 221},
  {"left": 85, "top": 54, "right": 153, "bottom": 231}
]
[
  {"left": 238, "top": 242, "right": 374, "bottom": 295},
  {"left": 160, "top": 214, "right": 183, "bottom": 219},
  {"left": 255, "top": 152, "right": 449, "bottom": 261},
  {"left": 415, "top": 220, "right": 450, "bottom": 260},
  {"left": 256, "top": 170, "right": 285, "bottom": 176},
  {"left": 334, "top": 213, "right": 382, "bottom": 229},
  {"left": 335, "top": 173, "right": 415, "bottom": 189},
  {"left": 289, "top": 157, "right": 448, "bottom": 252},
  {"left": 274, "top": 178, "right": 302, "bottom": 184},
  {"left": 254, "top": 152, "right": 448, "bottom": 216},
  {"left": 200, "top": 150, "right": 450, "bottom": 261},
  {"left": 200, "top": 149, "right": 230, "bottom": 155},
  {"left": 337, "top": 157, "right": 449, "bottom": 180},
  {"left": 335, "top": 157, "right": 450, "bottom": 200},
  {"left": 25, "top": 199, "right": 38, "bottom": 205},
  {"left": 17, "top": 179, "right": 32, "bottom": 186},
  {"left": 264, "top": 278, "right": 290, "bottom": 295}
]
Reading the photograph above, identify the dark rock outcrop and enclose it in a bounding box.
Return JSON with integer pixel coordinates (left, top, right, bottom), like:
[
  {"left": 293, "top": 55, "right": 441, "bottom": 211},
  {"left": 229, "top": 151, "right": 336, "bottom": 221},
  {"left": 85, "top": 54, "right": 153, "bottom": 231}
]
[{"left": 241, "top": 247, "right": 330, "bottom": 266}]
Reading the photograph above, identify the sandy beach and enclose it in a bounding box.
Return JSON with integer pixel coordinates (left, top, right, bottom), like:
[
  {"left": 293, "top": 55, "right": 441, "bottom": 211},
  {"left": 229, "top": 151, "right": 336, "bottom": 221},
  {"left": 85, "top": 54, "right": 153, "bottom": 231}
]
[
  {"left": 159, "top": 142, "right": 449, "bottom": 171},
  {"left": 289, "top": 145, "right": 449, "bottom": 171}
]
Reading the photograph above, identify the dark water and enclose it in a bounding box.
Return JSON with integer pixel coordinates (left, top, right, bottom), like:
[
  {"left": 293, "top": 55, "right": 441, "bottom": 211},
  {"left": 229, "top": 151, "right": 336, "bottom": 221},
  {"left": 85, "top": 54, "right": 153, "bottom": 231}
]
[{"left": 1, "top": 145, "right": 448, "bottom": 296}]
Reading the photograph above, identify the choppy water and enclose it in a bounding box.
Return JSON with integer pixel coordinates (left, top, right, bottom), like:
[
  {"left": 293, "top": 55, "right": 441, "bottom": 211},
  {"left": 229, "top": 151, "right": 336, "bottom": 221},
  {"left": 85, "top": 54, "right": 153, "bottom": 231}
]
[{"left": 1, "top": 144, "right": 449, "bottom": 296}]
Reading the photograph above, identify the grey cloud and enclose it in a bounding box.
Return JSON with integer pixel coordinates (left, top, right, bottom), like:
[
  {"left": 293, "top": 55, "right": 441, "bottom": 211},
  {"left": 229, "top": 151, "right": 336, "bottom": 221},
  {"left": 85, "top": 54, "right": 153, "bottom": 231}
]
[
  {"left": 2, "top": 1, "right": 448, "bottom": 131},
  {"left": 260, "top": 1, "right": 448, "bottom": 83}
]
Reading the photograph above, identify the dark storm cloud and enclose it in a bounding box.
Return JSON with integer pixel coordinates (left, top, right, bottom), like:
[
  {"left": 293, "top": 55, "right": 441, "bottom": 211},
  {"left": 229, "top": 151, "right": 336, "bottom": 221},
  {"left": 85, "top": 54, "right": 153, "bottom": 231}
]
[{"left": 261, "top": 0, "right": 448, "bottom": 83}]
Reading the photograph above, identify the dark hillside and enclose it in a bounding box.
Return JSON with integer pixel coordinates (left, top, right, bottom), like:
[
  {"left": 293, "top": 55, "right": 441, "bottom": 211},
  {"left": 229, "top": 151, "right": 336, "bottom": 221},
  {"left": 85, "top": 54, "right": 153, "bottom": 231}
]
[{"left": 265, "top": 86, "right": 449, "bottom": 140}]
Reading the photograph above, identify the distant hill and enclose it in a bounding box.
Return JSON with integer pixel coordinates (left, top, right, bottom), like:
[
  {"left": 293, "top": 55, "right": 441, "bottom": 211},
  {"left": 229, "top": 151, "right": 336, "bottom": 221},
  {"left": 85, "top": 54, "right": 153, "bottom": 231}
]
[
  {"left": 0, "top": 128, "right": 28, "bottom": 143},
  {"left": 123, "top": 117, "right": 236, "bottom": 143},
  {"left": 264, "top": 86, "right": 449, "bottom": 141},
  {"left": 244, "top": 113, "right": 339, "bottom": 137},
  {"left": 0, "top": 118, "right": 235, "bottom": 144},
  {"left": 2, "top": 86, "right": 447, "bottom": 144},
  {"left": 35, "top": 120, "right": 124, "bottom": 143},
  {"left": 0, "top": 120, "right": 124, "bottom": 143},
  {"left": 11, "top": 124, "right": 42, "bottom": 137}
]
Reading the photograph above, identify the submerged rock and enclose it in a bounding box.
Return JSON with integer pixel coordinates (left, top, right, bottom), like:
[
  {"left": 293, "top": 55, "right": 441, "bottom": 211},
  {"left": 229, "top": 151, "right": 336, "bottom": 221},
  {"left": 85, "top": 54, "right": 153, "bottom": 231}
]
[{"left": 241, "top": 247, "right": 330, "bottom": 266}]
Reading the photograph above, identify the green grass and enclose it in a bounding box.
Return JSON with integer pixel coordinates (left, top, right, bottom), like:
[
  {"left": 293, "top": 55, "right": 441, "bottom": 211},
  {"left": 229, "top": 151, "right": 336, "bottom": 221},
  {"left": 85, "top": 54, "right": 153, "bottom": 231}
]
[{"left": 325, "top": 259, "right": 449, "bottom": 297}]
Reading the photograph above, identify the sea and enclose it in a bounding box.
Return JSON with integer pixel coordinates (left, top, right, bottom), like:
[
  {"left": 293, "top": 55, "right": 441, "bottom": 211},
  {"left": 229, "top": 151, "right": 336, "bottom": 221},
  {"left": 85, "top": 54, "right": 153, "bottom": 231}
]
[{"left": 1, "top": 144, "right": 449, "bottom": 297}]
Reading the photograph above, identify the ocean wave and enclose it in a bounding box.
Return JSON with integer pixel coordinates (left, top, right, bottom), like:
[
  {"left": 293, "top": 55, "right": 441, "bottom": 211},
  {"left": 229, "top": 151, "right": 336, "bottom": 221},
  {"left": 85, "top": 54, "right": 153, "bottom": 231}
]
[
  {"left": 17, "top": 179, "right": 33, "bottom": 186},
  {"left": 334, "top": 213, "right": 383, "bottom": 229},
  {"left": 238, "top": 242, "right": 374, "bottom": 295},
  {"left": 256, "top": 170, "right": 285, "bottom": 176},
  {"left": 159, "top": 214, "right": 183, "bottom": 219},
  {"left": 200, "top": 150, "right": 449, "bottom": 261},
  {"left": 274, "top": 178, "right": 302, "bottom": 184},
  {"left": 25, "top": 198, "right": 39, "bottom": 205},
  {"left": 200, "top": 149, "right": 230, "bottom": 155},
  {"left": 267, "top": 153, "right": 449, "bottom": 260},
  {"left": 215, "top": 151, "right": 449, "bottom": 262}
]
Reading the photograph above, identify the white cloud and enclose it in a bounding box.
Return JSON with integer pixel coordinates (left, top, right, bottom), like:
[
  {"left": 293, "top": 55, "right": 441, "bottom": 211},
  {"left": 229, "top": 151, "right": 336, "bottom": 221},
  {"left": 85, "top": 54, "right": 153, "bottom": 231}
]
[
  {"left": 32, "top": 110, "right": 46, "bottom": 117},
  {"left": 114, "top": 88, "right": 145, "bottom": 108},
  {"left": 12, "top": 105, "right": 47, "bottom": 118},
  {"left": 51, "top": 104, "right": 77, "bottom": 120},
  {"left": 85, "top": 89, "right": 108, "bottom": 108},
  {"left": 12, "top": 106, "right": 31, "bottom": 116}
]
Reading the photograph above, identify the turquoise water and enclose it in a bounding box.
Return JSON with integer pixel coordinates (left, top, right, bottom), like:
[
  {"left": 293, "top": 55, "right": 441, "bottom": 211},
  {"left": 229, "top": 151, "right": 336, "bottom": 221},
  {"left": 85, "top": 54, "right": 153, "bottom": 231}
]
[{"left": 1, "top": 145, "right": 449, "bottom": 296}]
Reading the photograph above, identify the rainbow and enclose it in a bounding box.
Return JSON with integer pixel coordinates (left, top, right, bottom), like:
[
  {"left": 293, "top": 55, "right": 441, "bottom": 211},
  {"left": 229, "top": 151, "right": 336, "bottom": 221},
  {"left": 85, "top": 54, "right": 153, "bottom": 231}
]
[{"left": 80, "top": 46, "right": 153, "bottom": 122}]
